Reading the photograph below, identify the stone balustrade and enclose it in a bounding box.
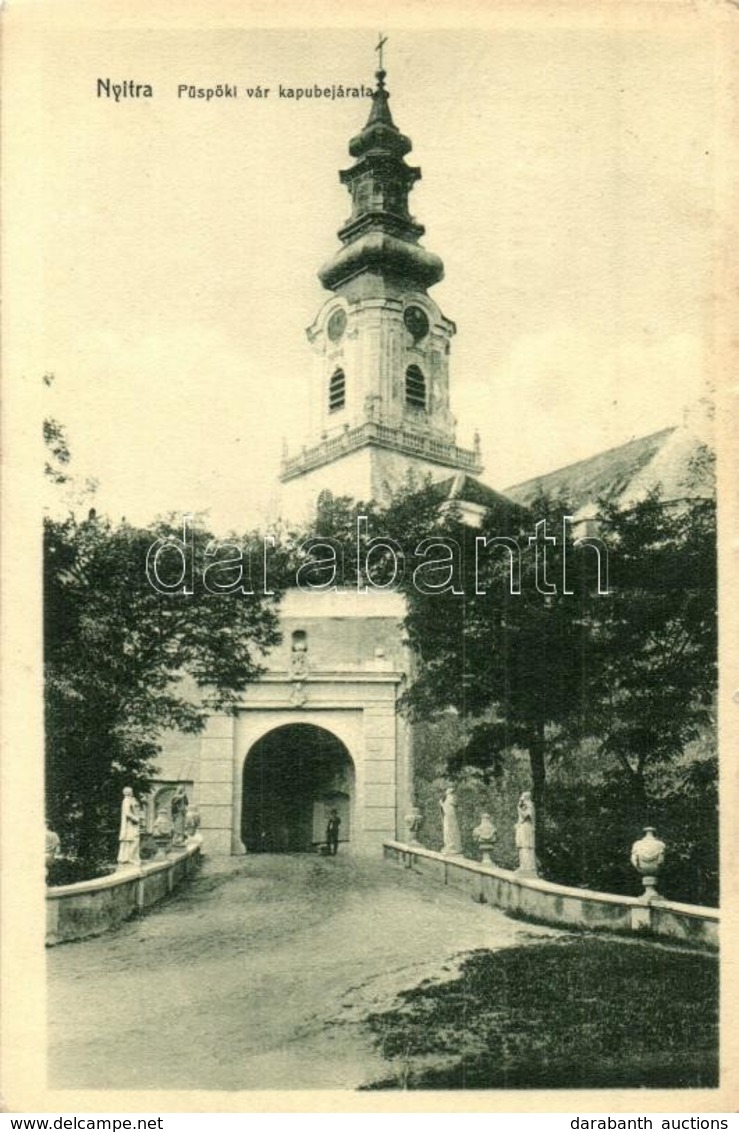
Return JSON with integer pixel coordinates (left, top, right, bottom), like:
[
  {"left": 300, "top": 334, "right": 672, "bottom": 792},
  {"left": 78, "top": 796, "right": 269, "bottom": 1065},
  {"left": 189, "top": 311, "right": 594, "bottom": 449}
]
[
  {"left": 281, "top": 419, "right": 482, "bottom": 481},
  {"left": 46, "top": 842, "right": 202, "bottom": 945},
  {"left": 383, "top": 840, "right": 718, "bottom": 949}
]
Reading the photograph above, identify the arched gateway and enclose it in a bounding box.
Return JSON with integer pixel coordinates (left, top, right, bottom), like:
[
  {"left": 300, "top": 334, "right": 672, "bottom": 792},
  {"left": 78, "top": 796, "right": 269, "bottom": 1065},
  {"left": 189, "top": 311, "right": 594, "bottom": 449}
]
[
  {"left": 242, "top": 724, "right": 353, "bottom": 853},
  {"left": 153, "top": 588, "right": 413, "bottom": 856}
]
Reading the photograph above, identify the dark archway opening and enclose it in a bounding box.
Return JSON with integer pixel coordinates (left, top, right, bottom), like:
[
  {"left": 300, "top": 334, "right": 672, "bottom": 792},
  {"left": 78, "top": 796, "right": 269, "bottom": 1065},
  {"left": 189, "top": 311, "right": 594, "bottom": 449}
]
[{"left": 242, "top": 724, "right": 354, "bottom": 853}]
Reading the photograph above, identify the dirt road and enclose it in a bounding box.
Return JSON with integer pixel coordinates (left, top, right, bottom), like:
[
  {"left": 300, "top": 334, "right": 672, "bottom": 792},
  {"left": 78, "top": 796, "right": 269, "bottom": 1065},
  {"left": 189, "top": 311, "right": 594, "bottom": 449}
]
[{"left": 48, "top": 854, "right": 559, "bottom": 1091}]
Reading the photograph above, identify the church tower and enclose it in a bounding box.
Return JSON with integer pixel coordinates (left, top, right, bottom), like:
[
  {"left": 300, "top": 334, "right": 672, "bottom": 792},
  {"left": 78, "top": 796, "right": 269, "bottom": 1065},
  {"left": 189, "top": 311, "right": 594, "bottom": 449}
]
[{"left": 280, "top": 58, "right": 483, "bottom": 518}]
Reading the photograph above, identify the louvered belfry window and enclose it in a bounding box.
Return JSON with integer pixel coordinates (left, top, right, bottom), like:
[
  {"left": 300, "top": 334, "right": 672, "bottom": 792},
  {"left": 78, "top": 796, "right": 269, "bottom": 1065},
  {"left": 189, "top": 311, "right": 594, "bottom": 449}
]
[
  {"left": 329, "top": 368, "right": 346, "bottom": 413},
  {"left": 405, "top": 365, "right": 426, "bottom": 410}
]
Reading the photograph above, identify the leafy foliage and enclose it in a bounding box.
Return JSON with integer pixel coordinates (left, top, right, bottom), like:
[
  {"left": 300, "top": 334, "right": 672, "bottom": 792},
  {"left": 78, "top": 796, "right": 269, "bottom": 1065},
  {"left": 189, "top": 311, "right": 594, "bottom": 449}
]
[
  {"left": 299, "top": 480, "right": 717, "bottom": 892},
  {"left": 583, "top": 491, "right": 717, "bottom": 789},
  {"left": 388, "top": 488, "right": 595, "bottom": 811},
  {"left": 386, "top": 483, "right": 716, "bottom": 848},
  {"left": 530, "top": 490, "right": 718, "bottom": 901},
  {"left": 43, "top": 418, "right": 71, "bottom": 484},
  {"left": 45, "top": 513, "right": 282, "bottom": 861},
  {"left": 540, "top": 737, "right": 718, "bottom": 905}
]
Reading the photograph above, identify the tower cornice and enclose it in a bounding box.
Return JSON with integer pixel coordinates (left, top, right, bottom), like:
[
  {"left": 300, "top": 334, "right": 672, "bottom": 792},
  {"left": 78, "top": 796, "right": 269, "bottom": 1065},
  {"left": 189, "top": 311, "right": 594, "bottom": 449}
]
[
  {"left": 319, "top": 231, "right": 443, "bottom": 292},
  {"left": 280, "top": 420, "right": 483, "bottom": 484}
]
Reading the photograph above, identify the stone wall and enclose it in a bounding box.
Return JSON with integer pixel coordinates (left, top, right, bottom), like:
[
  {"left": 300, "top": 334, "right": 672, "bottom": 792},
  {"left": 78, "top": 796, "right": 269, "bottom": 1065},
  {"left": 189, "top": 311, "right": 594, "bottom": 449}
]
[
  {"left": 46, "top": 844, "right": 201, "bottom": 946},
  {"left": 384, "top": 841, "right": 718, "bottom": 949}
]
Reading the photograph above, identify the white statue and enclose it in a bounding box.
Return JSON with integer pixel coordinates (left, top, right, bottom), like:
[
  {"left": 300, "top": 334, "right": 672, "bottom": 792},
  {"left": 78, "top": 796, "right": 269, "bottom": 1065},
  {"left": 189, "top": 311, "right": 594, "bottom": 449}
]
[
  {"left": 290, "top": 634, "right": 309, "bottom": 679},
  {"left": 515, "top": 791, "right": 538, "bottom": 876},
  {"left": 185, "top": 806, "right": 202, "bottom": 843},
  {"left": 45, "top": 825, "right": 61, "bottom": 878},
  {"left": 405, "top": 805, "right": 424, "bottom": 846},
  {"left": 117, "top": 787, "right": 141, "bottom": 868},
  {"left": 171, "top": 785, "right": 189, "bottom": 847},
  {"left": 440, "top": 787, "right": 462, "bottom": 856},
  {"left": 152, "top": 807, "right": 173, "bottom": 858}
]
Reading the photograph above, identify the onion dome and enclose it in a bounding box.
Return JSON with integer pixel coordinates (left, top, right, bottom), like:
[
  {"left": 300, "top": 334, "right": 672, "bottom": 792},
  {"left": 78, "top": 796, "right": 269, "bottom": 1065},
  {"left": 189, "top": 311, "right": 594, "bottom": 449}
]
[{"left": 318, "top": 68, "right": 444, "bottom": 293}]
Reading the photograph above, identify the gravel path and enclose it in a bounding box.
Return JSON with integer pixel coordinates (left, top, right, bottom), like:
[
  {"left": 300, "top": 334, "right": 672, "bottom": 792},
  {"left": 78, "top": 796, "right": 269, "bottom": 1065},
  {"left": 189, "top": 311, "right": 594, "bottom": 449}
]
[{"left": 48, "top": 853, "right": 560, "bottom": 1091}]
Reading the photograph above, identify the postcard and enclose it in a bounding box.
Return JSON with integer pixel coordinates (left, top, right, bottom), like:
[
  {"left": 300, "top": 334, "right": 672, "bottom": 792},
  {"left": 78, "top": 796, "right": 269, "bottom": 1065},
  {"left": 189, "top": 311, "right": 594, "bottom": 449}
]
[{"left": 1, "top": 0, "right": 737, "bottom": 1116}]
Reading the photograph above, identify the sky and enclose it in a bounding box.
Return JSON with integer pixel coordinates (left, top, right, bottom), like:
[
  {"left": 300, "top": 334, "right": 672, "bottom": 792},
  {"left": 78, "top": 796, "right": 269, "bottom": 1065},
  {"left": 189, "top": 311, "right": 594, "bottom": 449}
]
[{"left": 9, "top": 10, "right": 724, "bottom": 534}]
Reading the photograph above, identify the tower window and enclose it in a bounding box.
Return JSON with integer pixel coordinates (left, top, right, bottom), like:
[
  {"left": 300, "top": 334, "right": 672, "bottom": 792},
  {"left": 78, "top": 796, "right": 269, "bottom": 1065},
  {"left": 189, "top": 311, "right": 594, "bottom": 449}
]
[
  {"left": 405, "top": 365, "right": 426, "bottom": 410},
  {"left": 329, "top": 369, "right": 346, "bottom": 413}
]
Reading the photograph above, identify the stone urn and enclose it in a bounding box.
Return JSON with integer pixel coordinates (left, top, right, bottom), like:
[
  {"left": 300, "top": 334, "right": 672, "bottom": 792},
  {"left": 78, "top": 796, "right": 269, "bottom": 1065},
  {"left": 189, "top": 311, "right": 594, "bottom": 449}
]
[
  {"left": 152, "top": 808, "right": 173, "bottom": 860},
  {"left": 473, "top": 812, "right": 497, "bottom": 865},
  {"left": 404, "top": 805, "right": 423, "bottom": 847},
  {"left": 630, "top": 826, "right": 666, "bottom": 902}
]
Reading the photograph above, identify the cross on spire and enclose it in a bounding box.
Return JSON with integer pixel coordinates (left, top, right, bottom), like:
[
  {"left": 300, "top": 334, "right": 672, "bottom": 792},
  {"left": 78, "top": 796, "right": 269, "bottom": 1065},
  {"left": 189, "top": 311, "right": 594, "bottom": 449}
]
[{"left": 375, "top": 32, "right": 388, "bottom": 73}]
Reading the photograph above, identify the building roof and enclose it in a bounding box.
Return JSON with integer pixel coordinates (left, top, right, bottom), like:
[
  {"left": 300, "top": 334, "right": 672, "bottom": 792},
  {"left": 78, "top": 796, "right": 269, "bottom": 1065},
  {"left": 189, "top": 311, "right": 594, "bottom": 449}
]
[
  {"left": 433, "top": 472, "right": 522, "bottom": 512},
  {"left": 501, "top": 422, "right": 715, "bottom": 524},
  {"left": 426, "top": 472, "right": 528, "bottom": 528},
  {"left": 411, "top": 421, "right": 714, "bottom": 532},
  {"left": 503, "top": 428, "right": 678, "bottom": 512}
]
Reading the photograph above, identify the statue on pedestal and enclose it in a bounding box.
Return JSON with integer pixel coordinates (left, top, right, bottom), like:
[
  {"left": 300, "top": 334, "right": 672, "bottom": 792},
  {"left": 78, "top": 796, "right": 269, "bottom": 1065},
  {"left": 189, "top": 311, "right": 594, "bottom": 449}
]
[
  {"left": 185, "top": 806, "right": 202, "bottom": 843},
  {"left": 45, "top": 826, "right": 61, "bottom": 879},
  {"left": 440, "top": 787, "right": 463, "bottom": 856},
  {"left": 152, "top": 808, "right": 173, "bottom": 859},
  {"left": 171, "top": 785, "right": 189, "bottom": 848},
  {"left": 117, "top": 787, "right": 141, "bottom": 868},
  {"left": 515, "top": 791, "right": 538, "bottom": 876},
  {"left": 290, "top": 633, "right": 309, "bottom": 679}
]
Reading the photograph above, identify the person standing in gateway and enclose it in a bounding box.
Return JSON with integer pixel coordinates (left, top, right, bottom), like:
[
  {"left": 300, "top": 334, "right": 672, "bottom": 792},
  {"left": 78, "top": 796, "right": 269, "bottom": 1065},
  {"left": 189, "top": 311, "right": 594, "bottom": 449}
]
[{"left": 326, "top": 808, "right": 341, "bottom": 856}]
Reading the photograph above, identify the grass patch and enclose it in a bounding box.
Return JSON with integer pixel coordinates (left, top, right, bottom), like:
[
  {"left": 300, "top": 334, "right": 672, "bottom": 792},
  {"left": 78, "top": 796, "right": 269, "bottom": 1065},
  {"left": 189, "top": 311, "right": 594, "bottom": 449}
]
[{"left": 363, "top": 936, "right": 718, "bottom": 1090}]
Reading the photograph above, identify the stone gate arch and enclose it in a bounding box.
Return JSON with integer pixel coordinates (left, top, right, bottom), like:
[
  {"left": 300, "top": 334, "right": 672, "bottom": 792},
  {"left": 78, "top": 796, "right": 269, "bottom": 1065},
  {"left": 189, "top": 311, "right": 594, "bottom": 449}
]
[{"left": 241, "top": 723, "right": 355, "bottom": 853}]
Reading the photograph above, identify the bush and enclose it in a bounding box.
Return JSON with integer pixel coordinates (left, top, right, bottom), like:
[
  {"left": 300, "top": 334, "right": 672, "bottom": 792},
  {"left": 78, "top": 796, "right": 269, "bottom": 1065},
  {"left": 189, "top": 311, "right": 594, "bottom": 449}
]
[
  {"left": 541, "top": 740, "right": 718, "bottom": 906},
  {"left": 411, "top": 719, "right": 530, "bottom": 865},
  {"left": 47, "top": 857, "right": 116, "bottom": 887}
]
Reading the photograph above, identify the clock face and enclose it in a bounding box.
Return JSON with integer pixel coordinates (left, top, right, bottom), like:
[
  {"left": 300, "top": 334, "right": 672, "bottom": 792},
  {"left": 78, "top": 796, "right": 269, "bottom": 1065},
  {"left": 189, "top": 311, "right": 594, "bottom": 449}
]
[
  {"left": 327, "top": 308, "right": 347, "bottom": 342},
  {"left": 404, "top": 305, "right": 429, "bottom": 342}
]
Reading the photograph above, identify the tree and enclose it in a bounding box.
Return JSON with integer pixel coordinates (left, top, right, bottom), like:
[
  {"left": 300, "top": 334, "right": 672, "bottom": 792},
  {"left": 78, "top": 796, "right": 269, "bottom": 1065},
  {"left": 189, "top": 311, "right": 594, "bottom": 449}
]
[
  {"left": 293, "top": 483, "right": 595, "bottom": 816},
  {"left": 273, "top": 466, "right": 716, "bottom": 891},
  {"left": 273, "top": 474, "right": 717, "bottom": 892},
  {"left": 44, "top": 512, "right": 282, "bottom": 862},
  {"left": 390, "top": 488, "right": 593, "bottom": 813},
  {"left": 43, "top": 417, "right": 71, "bottom": 484},
  {"left": 581, "top": 488, "right": 717, "bottom": 807}
]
